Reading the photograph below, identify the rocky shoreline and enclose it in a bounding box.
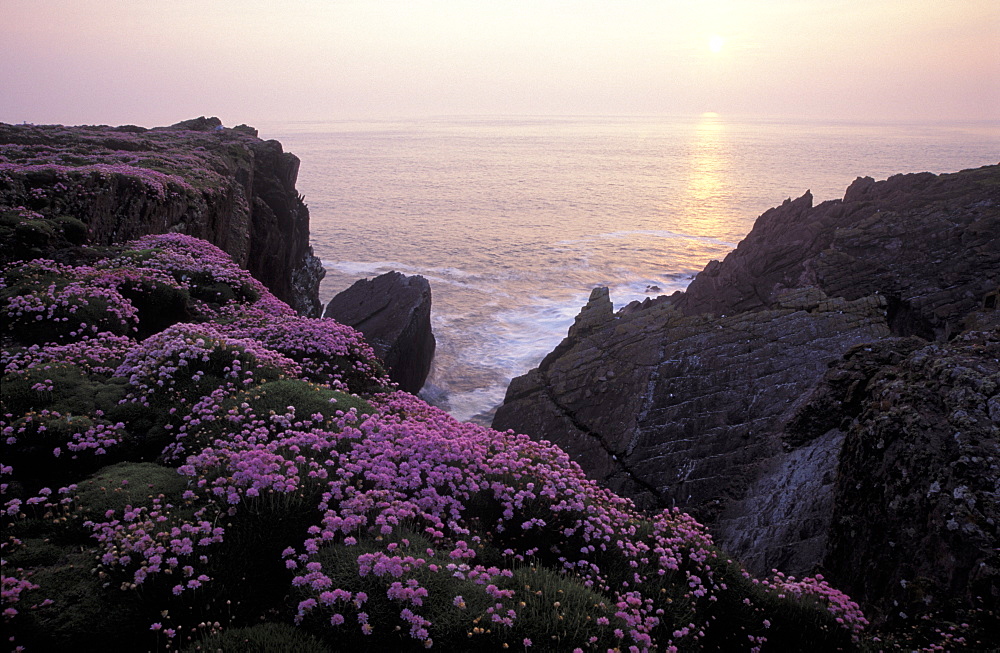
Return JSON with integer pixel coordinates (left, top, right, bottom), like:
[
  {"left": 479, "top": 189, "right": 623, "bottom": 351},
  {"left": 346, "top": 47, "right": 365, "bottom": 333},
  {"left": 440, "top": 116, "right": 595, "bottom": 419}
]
[
  {"left": 3, "top": 119, "right": 996, "bottom": 647},
  {"left": 493, "top": 164, "right": 1000, "bottom": 629}
]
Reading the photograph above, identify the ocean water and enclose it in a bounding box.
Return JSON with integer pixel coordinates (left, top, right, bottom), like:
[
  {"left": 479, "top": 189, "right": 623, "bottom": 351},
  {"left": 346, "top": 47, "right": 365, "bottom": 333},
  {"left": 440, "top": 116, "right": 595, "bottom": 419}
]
[{"left": 259, "top": 116, "right": 999, "bottom": 422}]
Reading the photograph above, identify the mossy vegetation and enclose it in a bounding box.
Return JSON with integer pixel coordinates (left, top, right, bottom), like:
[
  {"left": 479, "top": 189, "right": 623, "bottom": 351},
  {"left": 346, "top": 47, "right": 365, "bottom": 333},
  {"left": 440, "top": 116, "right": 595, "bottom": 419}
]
[
  {"left": 182, "top": 622, "right": 329, "bottom": 653},
  {"left": 74, "top": 462, "right": 191, "bottom": 518},
  {"left": 236, "top": 379, "right": 375, "bottom": 422},
  {"left": 9, "top": 551, "right": 148, "bottom": 651},
  {"left": 0, "top": 209, "right": 89, "bottom": 263}
]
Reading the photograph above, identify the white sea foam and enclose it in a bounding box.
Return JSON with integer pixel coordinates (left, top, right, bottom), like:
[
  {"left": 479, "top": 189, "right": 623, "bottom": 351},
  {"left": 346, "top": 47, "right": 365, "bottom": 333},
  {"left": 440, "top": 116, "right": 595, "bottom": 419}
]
[{"left": 434, "top": 385, "right": 509, "bottom": 424}]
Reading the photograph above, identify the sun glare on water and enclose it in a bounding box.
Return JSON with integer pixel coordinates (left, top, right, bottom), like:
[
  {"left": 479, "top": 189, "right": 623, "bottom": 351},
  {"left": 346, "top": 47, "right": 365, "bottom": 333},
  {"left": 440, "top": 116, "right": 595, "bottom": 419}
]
[{"left": 709, "top": 35, "right": 725, "bottom": 53}]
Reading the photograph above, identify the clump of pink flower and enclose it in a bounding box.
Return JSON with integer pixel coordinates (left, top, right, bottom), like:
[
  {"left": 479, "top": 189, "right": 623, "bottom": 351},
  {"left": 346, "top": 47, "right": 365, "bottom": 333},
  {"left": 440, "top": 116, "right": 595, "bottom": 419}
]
[
  {"left": 227, "top": 313, "right": 392, "bottom": 392},
  {"left": 762, "top": 570, "right": 869, "bottom": 640},
  {"left": 114, "top": 322, "right": 301, "bottom": 405}
]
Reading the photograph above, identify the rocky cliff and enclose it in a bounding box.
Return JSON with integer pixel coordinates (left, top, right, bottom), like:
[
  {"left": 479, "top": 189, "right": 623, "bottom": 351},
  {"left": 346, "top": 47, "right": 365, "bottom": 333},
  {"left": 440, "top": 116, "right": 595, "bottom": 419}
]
[
  {"left": 0, "top": 117, "right": 323, "bottom": 315},
  {"left": 493, "top": 165, "right": 1000, "bottom": 628}
]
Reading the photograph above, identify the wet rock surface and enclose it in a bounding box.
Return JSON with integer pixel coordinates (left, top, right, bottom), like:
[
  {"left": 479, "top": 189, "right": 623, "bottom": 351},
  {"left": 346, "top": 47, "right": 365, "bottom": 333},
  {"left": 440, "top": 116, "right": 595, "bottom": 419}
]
[
  {"left": 493, "top": 164, "right": 1000, "bottom": 625},
  {"left": 324, "top": 271, "right": 435, "bottom": 393}
]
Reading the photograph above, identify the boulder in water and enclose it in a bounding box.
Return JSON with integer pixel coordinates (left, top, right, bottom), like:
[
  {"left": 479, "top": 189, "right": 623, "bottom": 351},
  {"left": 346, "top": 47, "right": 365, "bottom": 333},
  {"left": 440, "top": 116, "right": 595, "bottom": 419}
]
[{"left": 324, "top": 272, "right": 435, "bottom": 393}]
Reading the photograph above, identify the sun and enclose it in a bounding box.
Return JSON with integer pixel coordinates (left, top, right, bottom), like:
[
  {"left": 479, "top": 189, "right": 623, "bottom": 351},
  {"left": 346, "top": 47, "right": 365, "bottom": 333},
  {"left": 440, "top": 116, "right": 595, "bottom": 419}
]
[{"left": 708, "top": 35, "right": 725, "bottom": 53}]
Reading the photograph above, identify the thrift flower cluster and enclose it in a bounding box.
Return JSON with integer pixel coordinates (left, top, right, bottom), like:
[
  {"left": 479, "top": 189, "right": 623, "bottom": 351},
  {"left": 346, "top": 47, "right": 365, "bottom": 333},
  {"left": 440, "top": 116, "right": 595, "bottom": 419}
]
[
  {"left": 230, "top": 313, "right": 392, "bottom": 392},
  {"left": 0, "top": 161, "right": 196, "bottom": 201},
  {"left": 85, "top": 495, "right": 221, "bottom": 594},
  {"left": 1, "top": 260, "right": 141, "bottom": 342},
  {"left": 1, "top": 232, "right": 872, "bottom": 651},
  {"left": 120, "top": 233, "right": 266, "bottom": 300},
  {"left": 1, "top": 333, "right": 136, "bottom": 376},
  {"left": 760, "top": 571, "right": 869, "bottom": 639},
  {"left": 1, "top": 122, "right": 263, "bottom": 201},
  {"left": 114, "top": 322, "right": 302, "bottom": 405}
]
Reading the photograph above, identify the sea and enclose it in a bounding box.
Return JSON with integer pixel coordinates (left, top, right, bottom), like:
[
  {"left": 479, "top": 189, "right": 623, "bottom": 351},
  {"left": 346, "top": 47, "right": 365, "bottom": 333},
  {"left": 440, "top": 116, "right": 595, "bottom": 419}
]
[{"left": 258, "top": 115, "right": 999, "bottom": 423}]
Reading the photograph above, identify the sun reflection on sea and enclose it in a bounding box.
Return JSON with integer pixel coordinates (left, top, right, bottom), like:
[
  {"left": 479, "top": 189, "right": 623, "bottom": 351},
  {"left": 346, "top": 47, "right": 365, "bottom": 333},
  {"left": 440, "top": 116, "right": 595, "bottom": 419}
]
[{"left": 679, "top": 112, "right": 732, "bottom": 240}]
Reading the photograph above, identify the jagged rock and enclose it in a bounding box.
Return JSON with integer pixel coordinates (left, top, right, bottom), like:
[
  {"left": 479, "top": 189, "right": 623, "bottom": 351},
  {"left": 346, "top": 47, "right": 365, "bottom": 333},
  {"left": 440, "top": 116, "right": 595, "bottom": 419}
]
[
  {"left": 324, "top": 272, "right": 435, "bottom": 393},
  {"left": 673, "top": 167, "right": 1000, "bottom": 339},
  {"left": 493, "top": 164, "right": 1000, "bottom": 625},
  {"left": 569, "top": 287, "right": 614, "bottom": 339},
  {"left": 0, "top": 119, "right": 323, "bottom": 316},
  {"left": 497, "top": 288, "right": 891, "bottom": 515}
]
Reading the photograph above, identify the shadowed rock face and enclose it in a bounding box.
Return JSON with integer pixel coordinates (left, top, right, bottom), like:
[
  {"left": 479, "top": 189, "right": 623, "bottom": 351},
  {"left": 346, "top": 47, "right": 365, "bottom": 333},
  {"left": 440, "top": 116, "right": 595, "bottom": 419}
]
[
  {"left": 0, "top": 118, "right": 324, "bottom": 316},
  {"left": 325, "top": 271, "right": 435, "bottom": 393},
  {"left": 493, "top": 164, "right": 1000, "bottom": 626},
  {"left": 243, "top": 136, "right": 323, "bottom": 317}
]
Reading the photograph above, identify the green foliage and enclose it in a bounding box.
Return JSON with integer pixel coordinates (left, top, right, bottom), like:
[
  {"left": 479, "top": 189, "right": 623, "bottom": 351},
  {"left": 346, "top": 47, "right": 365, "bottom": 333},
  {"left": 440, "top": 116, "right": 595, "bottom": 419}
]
[
  {"left": 197, "top": 445, "right": 335, "bottom": 615},
  {"left": 2, "top": 411, "right": 127, "bottom": 488},
  {"left": 293, "top": 530, "right": 618, "bottom": 652},
  {"left": 0, "top": 363, "right": 123, "bottom": 417},
  {"left": 14, "top": 217, "right": 57, "bottom": 247},
  {"left": 54, "top": 216, "right": 88, "bottom": 244},
  {"left": 113, "top": 247, "right": 159, "bottom": 264},
  {"left": 237, "top": 379, "right": 374, "bottom": 422},
  {"left": 104, "top": 408, "right": 174, "bottom": 462},
  {"left": 187, "top": 273, "right": 259, "bottom": 306},
  {"left": 0, "top": 258, "right": 61, "bottom": 292},
  {"left": 170, "top": 379, "right": 374, "bottom": 459},
  {"left": 9, "top": 550, "right": 148, "bottom": 652},
  {"left": 74, "top": 462, "right": 190, "bottom": 517},
  {"left": 295, "top": 530, "right": 466, "bottom": 651},
  {"left": 3, "top": 537, "right": 66, "bottom": 569},
  {"left": 1, "top": 366, "right": 133, "bottom": 487},
  {"left": 2, "top": 287, "right": 133, "bottom": 345},
  {"left": 117, "top": 277, "right": 192, "bottom": 338},
  {"left": 692, "top": 553, "right": 857, "bottom": 651},
  {"left": 0, "top": 211, "right": 89, "bottom": 264},
  {"left": 501, "top": 565, "right": 620, "bottom": 651},
  {"left": 182, "top": 622, "right": 329, "bottom": 653}
]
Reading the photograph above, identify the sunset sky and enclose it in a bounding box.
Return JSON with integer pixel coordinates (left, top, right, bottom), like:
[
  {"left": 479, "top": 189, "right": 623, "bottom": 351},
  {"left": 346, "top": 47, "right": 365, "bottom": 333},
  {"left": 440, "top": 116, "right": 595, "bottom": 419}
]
[{"left": 2, "top": 0, "right": 998, "bottom": 126}]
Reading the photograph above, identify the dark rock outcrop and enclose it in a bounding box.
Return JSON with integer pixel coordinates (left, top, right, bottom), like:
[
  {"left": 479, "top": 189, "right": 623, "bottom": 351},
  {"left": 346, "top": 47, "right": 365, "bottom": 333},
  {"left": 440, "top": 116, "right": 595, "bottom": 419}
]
[
  {"left": 493, "top": 164, "right": 1000, "bottom": 626},
  {"left": 0, "top": 118, "right": 323, "bottom": 315},
  {"left": 324, "top": 272, "right": 435, "bottom": 393},
  {"left": 810, "top": 331, "right": 999, "bottom": 627}
]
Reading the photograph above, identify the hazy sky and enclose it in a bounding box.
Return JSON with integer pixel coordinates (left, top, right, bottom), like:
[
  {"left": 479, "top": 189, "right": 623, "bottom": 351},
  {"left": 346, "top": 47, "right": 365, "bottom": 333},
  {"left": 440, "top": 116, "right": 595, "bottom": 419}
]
[{"left": 2, "top": 0, "right": 998, "bottom": 126}]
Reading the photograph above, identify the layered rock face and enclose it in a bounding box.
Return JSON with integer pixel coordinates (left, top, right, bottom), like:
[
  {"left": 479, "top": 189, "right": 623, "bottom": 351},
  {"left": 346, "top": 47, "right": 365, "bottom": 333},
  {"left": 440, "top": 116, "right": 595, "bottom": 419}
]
[
  {"left": 324, "top": 271, "right": 435, "bottom": 393},
  {"left": 0, "top": 117, "right": 323, "bottom": 315},
  {"left": 493, "top": 165, "right": 1000, "bottom": 624}
]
